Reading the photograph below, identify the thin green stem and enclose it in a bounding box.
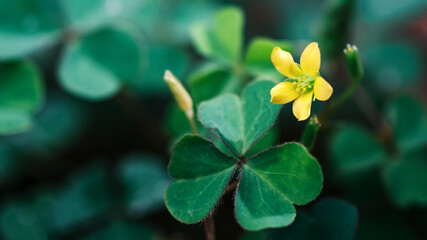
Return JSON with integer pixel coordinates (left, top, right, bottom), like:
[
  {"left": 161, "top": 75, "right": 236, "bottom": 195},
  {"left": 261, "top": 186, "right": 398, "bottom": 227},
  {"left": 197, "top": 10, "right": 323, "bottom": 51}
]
[
  {"left": 330, "top": 77, "right": 360, "bottom": 113},
  {"left": 318, "top": 76, "right": 360, "bottom": 123},
  {"left": 185, "top": 110, "right": 198, "bottom": 134}
]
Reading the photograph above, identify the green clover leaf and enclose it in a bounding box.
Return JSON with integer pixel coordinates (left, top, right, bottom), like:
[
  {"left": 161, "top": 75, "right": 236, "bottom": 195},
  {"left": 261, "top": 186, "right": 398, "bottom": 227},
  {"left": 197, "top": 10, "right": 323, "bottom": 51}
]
[
  {"left": 166, "top": 80, "right": 323, "bottom": 230},
  {"left": 235, "top": 143, "right": 322, "bottom": 230},
  {"left": 165, "top": 135, "right": 236, "bottom": 223},
  {"left": 198, "top": 80, "right": 282, "bottom": 157}
]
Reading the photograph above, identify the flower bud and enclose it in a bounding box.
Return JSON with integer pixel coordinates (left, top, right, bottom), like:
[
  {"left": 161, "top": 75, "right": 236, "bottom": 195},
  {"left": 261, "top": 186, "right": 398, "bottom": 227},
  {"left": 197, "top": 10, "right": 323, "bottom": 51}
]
[
  {"left": 164, "top": 70, "right": 193, "bottom": 114},
  {"left": 300, "top": 115, "right": 321, "bottom": 150},
  {"left": 344, "top": 44, "right": 364, "bottom": 82}
]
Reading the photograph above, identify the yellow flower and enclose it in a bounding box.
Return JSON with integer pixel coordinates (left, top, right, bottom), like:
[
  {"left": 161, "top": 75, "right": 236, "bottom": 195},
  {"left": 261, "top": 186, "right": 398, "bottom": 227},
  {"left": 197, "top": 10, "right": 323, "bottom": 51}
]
[{"left": 270, "top": 42, "right": 333, "bottom": 121}]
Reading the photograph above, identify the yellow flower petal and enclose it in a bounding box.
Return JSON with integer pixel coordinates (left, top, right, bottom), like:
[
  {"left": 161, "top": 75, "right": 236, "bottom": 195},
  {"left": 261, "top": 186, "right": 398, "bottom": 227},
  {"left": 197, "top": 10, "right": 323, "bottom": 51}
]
[
  {"left": 314, "top": 76, "right": 333, "bottom": 101},
  {"left": 292, "top": 91, "right": 313, "bottom": 121},
  {"left": 300, "top": 42, "right": 321, "bottom": 78},
  {"left": 270, "top": 82, "right": 300, "bottom": 104},
  {"left": 271, "top": 47, "right": 303, "bottom": 78}
]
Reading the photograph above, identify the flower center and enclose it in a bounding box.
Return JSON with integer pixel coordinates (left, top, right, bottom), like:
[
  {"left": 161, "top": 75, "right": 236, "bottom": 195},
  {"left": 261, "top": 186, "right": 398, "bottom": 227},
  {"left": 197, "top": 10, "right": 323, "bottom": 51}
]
[{"left": 290, "top": 74, "right": 315, "bottom": 94}]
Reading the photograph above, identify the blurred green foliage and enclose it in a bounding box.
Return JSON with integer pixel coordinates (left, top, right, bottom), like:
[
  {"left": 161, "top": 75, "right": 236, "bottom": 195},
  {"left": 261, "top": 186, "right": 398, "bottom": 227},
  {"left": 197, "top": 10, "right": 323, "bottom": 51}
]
[{"left": 0, "top": 0, "right": 426, "bottom": 239}]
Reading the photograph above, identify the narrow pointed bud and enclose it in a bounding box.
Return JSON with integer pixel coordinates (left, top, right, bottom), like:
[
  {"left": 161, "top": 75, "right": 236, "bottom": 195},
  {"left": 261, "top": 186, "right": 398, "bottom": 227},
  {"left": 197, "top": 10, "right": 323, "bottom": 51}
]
[
  {"left": 344, "top": 44, "right": 364, "bottom": 83},
  {"left": 300, "top": 115, "right": 321, "bottom": 151},
  {"left": 164, "top": 70, "right": 193, "bottom": 113},
  {"left": 164, "top": 70, "right": 198, "bottom": 134}
]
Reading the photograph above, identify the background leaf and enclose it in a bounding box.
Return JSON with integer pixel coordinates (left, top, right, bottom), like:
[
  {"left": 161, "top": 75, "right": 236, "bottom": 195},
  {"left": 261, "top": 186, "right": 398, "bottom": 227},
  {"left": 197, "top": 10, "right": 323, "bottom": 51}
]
[
  {"left": 59, "top": 24, "right": 145, "bottom": 100},
  {"left": 245, "top": 37, "right": 292, "bottom": 79},
  {"left": 0, "top": 0, "right": 61, "bottom": 59},
  {"left": 189, "top": 63, "right": 240, "bottom": 104},
  {"left": 117, "top": 153, "right": 171, "bottom": 217},
  {"left": 190, "top": 6, "right": 244, "bottom": 64},
  {"left": 385, "top": 96, "right": 427, "bottom": 153},
  {"left": 0, "top": 60, "right": 44, "bottom": 134},
  {"left": 383, "top": 158, "right": 427, "bottom": 207},
  {"left": 330, "top": 125, "right": 386, "bottom": 173}
]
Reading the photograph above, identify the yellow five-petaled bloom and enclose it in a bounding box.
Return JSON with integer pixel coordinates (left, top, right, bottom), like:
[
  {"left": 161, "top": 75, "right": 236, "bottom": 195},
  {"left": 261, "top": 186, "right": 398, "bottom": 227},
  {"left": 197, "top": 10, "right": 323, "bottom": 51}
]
[{"left": 270, "top": 42, "right": 333, "bottom": 121}]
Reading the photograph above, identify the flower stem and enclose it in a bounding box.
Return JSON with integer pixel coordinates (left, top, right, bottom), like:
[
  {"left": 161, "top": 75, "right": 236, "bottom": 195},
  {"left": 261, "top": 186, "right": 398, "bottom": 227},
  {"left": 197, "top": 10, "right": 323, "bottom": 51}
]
[
  {"left": 185, "top": 110, "right": 198, "bottom": 134},
  {"left": 204, "top": 216, "right": 216, "bottom": 240}
]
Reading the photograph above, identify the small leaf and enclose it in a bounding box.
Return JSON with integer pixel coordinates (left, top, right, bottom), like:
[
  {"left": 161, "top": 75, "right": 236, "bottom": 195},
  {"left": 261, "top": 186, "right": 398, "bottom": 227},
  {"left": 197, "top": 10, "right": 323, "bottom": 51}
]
[
  {"left": 358, "top": 0, "right": 427, "bottom": 23},
  {"left": 51, "top": 165, "right": 112, "bottom": 231},
  {"left": 383, "top": 158, "right": 427, "bottom": 207},
  {"left": 190, "top": 6, "right": 244, "bottom": 64},
  {"left": 0, "top": 202, "right": 47, "bottom": 240},
  {"left": 165, "top": 135, "right": 235, "bottom": 223},
  {"left": 245, "top": 37, "right": 292, "bottom": 79},
  {"left": 189, "top": 63, "right": 240, "bottom": 104},
  {"left": 0, "top": 0, "right": 61, "bottom": 59},
  {"left": 364, "top": 43, "right": 422, "bottom": 91},
  {"left": 7, "top": 93, "right": 87, "bottom": 157},
  {"left": 0, "top": 60, "right": 44, "bottom": 134},
  {"left": 135, "top": 45, "right": 189, "bottom": 96},
  {"left": 118, "top": 154, "right": 171, "bottom": 217},
  {"left": 199, "top": 80, "right": 282, "bottom": 156},
  {"left": 268, "top": 198, "right": 358, "bottom": 240},
  {"left": 235, "top": 143, "right": 323, "bottom": 230},
  {"left": 59, "top": 25, "right": 144, "bottom": 100},
  {"left": 330, "top": 126, "right": 386, "bottom": 173},
  {"left": 385, "top": 96, "right": 427, "bottom": 153}
]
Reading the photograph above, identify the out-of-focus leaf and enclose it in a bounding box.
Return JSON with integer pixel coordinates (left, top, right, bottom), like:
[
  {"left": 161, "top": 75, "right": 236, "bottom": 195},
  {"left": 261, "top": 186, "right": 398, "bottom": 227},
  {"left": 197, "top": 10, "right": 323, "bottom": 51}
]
[
  {"left": 245, "top": 37, "right": 292, "bottom": 79},
  {"left": 59, "top": 24, "right": 145, "bottom": 100},
  {"left": 164, "top": 103, "right": 192, "bottom": 139},
  {"left": 59, "top": 0, "right": 145, "bottom": 32},
  {"left": 0, "top": 60, "right": 44, "bottom": 134},
  {"left": 0, "top": 32, "right": 60, "bottom": 60},
  {"left": 0, "top": 202, "right": 47, "bottom": 240},
  {"left": 0, "top": 0, "right": 61, "bottom": 59},
  {"left": 383, "top": 158, "right": 427, "bottom": 207},
  {"left": 117, "top": 153, "right": 171, "bottom": 217},
  {"left": 364, "top": 43, "right": 422, "bottom": 92},
  {"left": 81, "top": 222, "right": 157, "bottom": 240},
  {"left": 330, "top": 126, "right": 386, "bottom": 173},
  {"left": 268, "top": 198, "right": 358, "bottom": 240},
  {"left": 189, "top": 63, "right": 240, "bottom": 104},
  {"left": 235, "top": 143, "right": 322, "bottom": 230},
  {"left": 165, "top": 0, "right": 217, "bottom": 44},
  {"left": 385, "top": 96, "right": 427, "bottom": 153},
  {"left": 190, "top": 6, "right": 244, "bottom": 64},
  {"left": 318, "top": 0, "right": 356, "bottom": 58},
  {"left": 280, "top": 0, "right": 324, "bottom": 40},
  {"left": 51, "top": 164, "right": 112, "bottom": 231},
  {"left": 135, "top": 45, "right": 189, "bottom": 96},
  {"left": 198, "top": 80, "right": 281, "bottom": 156},
  {"left": 0, "top": 164, "right": 111, "bottom": 237},
  {"left": 8, "top": 93, "right": 87, "bottom": 157},
  {"left": 357, "top": 0, "right": 427, "bottom": 23}
]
